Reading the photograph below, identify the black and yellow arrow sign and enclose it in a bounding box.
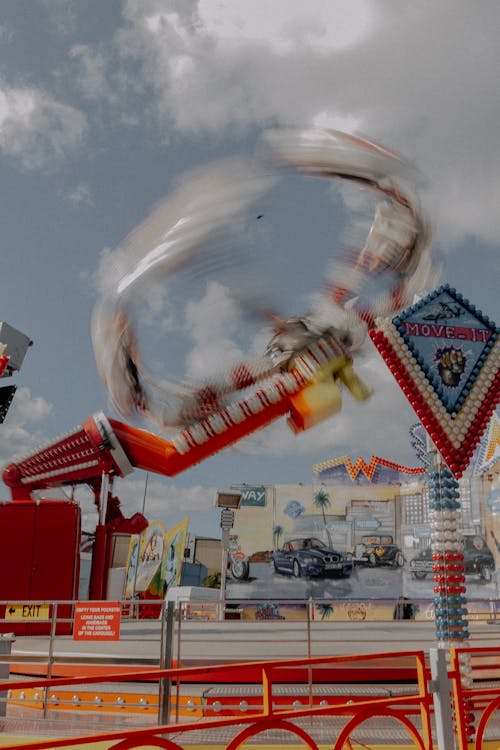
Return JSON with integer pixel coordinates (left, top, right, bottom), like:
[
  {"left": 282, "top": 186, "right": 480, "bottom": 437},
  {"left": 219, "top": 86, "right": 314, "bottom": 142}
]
[{"left": 5, "top": 604, "right": 50, "bottom": 620}]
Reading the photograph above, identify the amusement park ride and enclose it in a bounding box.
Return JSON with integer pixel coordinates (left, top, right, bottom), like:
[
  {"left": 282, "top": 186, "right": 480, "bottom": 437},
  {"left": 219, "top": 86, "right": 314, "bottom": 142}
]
[
  {"left": 0, "top": 331, "right": 370, "bottom": 621},
  {"left": 0, "top": 129, "right": 498, "bottom": 641}
]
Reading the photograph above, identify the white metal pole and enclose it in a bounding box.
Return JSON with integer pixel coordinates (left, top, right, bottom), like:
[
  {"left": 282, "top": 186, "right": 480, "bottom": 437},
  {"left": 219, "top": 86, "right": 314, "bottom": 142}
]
[{"left": 429, "top": 647, "right": 457, "bottom": 750}]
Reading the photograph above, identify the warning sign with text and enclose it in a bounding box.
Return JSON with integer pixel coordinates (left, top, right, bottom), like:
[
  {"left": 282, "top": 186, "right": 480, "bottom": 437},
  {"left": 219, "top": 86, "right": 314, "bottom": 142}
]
[{"left": 73, "top": 601, "right": 121, "bottom": 641}]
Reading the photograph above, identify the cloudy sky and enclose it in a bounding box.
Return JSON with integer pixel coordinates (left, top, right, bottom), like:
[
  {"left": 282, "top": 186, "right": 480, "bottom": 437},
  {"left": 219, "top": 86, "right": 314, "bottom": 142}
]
[{"left": 1, "top": 0, "right": 498, "bottom": 536}]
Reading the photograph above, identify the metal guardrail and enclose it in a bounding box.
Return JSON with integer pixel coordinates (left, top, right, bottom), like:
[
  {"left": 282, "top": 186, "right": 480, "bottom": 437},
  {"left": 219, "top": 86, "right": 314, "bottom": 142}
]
[
  {"left": 449, "top": 645, "right": 500, "bottom": 750},
  {"left": 1, "top": 595, "right": 498, "bottom": 621},
  {"left": 0, "top": 646, "right": 499, "bottom": 749},
  {"left": 1, "top": 597, "right": 498, "bottom": 673},
  {"left": 0, "top": 597, "right": 498, "bottom": 748},
  {"left": 0, "top": 649, "right": 436, "bottom": 748}
]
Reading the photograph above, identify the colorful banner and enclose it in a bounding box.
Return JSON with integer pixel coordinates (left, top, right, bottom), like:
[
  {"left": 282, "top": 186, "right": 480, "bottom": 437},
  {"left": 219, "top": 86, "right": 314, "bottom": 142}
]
[
  {"left": 124, "top": 534, "right": 140, "bottom": 598},
  {"left": 160, "top": 518, "right": 189, "bottom": 592},
  {"left": 124, "top": 518, "right": 189, "bottom": 599},
  {"left": 134, "top": 521, "right": 166, "bottom": 593}
]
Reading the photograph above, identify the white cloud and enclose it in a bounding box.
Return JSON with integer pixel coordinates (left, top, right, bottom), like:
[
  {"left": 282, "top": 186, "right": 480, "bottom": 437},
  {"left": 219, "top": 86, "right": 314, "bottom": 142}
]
[
  {"left": 69, "top": 44, "right": 115, "bottom": 102},
  {"left": 312, "top": 111, "right": 363, "bottom": 134},
  {"left": 0, "top": 24, "right": 13, "bottom": 44},
  {"left": 64, "top": 182, "right": 94, "bottom": 206},
  {"left": 197, "top": 0, "right": 374, "bottom": 54},
  {"left": 184, "top": 280, "right": 244, "bottom": 380},
  {"left": 78, "top": 475, "right": 218, "bottom": 536},
  {"left": 116, "top": 0, "right": 500, "bottom": 247},
  {"left": 0, "top": 82, "right": 87, "bottom": 170},
  {"left": 0, "top": 387, "right": 52, "bottom": 464},
  {"left": 115, "top": 476, "right": 216, "bottom": 517},
  {"left": 40, "top": 0, "right": 78, "bottom": 36}
]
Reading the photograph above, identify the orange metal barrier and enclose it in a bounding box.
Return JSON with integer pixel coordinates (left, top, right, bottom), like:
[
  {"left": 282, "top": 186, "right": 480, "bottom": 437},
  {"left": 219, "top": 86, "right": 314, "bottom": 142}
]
[
  {"left": 449, "top": 646, "right": 500, "bottom": 750},
  {"left": 1, "top": 646, "right": 499, "bottom": 748},
  {"left": 0, "top": 650, "right": 435, "bottom": 749}
]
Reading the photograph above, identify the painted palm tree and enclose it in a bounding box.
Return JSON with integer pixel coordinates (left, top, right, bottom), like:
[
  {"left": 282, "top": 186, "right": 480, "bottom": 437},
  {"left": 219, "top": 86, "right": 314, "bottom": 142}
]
[
  {"left": 316, "top": 602, "right": 334, "bottom": 620},
  {"left": 273, "top": 524, "right": 284, "bottom": 550},
  {"left": 313, "top": 488, "right": 333, "bottom": 548}
]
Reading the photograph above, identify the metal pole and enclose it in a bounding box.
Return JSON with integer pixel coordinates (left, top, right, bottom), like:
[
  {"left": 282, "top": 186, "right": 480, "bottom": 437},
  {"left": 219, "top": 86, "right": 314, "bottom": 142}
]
[
  {"left": 89, "top": 473, "right": 111, "bottom": 600},
  {"left": 219, "top": 531, "right": 229, "bottom": 622},
  {"left": 216, "top": 496, "right": 239, "bottom": 620},
  {"left": 158, "top": 600, "right": 174, "bottom": 725},
  {"left": 141, "top": 472, "right": 149, "bottom": 515},
  {"left": 429, "top": 647, "right": 456, "bottom": 750},
  {"left": 428, "top": 451, "right": 470, "bottom": 646},
  {"left": 130, "top": 536, "right": 141, "bottom": 615},
  {"left": 307, "top": 597, "right": 313, "bottom": 709},
  {"left": 175, "top": 602, "right": 182, "bottom": 724},
  {"left": 272, "top": 485, "right": 276, "bottom": 531},
  {"left": 43, "top": 602, "right": 58, "bottom": 719},
  {"left": 98, "top": 473, "right": 110, "bottom": 526},
  {"left": 218, "top": 509, "right": 234, "bottom": 622}
]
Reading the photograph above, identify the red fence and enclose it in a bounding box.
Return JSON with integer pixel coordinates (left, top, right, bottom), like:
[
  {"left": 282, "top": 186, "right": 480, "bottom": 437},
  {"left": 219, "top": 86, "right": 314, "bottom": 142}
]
[{"left": 0, "top": 646, "right": 498, "bottom": 748}]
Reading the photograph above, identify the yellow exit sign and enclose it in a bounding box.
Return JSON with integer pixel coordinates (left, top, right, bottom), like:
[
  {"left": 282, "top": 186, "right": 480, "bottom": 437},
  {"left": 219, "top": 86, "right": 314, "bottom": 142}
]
[{"left": 6, "top": 604, "right": 50, "bottom": 620}]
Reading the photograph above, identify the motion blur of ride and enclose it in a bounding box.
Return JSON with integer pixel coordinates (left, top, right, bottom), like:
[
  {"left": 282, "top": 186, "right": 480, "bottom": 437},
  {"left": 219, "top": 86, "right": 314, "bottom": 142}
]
[
  {"left": 271, "top": 536, "right": 353, "bottom": 578},
  {"left": 0, "top": 128, "right": 435, "bottom": 629},
  {"left": 91, "top": 127, "right": 434, "bottom": 434}
]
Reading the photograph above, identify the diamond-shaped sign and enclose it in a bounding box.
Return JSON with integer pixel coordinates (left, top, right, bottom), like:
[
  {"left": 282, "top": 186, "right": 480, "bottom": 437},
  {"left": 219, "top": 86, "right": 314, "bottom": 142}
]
[{"left": 370, "top": 285, "right": 500, "bottom": 478}]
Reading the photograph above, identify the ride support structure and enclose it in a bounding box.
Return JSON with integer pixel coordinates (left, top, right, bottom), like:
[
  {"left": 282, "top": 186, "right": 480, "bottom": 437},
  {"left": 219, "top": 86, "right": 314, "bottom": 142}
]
[{"left": 1, "top": 333, "right": 370, "bottom": 616}]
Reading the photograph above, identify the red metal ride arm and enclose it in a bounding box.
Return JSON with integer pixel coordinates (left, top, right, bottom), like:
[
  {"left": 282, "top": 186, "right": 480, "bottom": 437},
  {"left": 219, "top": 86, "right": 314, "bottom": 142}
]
[
  {"left": 2, "top": 413, "right": 134, "bottom": 499},
  {"left": 1, "top": 402, "right": 290, "bottom": 500},
  {"left": 2, "top": 332, "right": 370, "bottom": 497}
]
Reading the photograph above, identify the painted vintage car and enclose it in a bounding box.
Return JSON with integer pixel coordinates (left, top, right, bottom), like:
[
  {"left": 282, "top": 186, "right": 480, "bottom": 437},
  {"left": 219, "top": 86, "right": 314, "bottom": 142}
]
[
  {"left": 354, "top": 534, "right": 404, "bottom": 568},
  {"left": 271, "top": 537, "right": 353, "bottom": 578},
  {"left": 409, "top": 534, "right": 495, "bottom": 583}
]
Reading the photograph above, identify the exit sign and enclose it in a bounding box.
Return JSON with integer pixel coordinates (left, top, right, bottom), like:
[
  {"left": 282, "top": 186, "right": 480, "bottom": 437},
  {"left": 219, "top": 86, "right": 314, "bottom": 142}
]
[{"left": 6, "top": 603, "right": 50, "bottom": 621}]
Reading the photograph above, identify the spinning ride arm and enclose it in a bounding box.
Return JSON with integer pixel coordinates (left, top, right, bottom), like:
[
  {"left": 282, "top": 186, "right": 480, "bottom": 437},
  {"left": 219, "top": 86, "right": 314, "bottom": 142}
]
[
  {"left": 2, "top": 331, "right": 369, "bottom": 501},
  {"left": 4, "top": 128, "right": 429, "bottom": 501}
]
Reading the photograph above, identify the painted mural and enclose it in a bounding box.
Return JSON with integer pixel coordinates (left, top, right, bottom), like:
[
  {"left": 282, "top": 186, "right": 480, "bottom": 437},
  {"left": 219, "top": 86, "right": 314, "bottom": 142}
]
[{"left": 225, "top": 448, "right": 499, "bottom": 610}]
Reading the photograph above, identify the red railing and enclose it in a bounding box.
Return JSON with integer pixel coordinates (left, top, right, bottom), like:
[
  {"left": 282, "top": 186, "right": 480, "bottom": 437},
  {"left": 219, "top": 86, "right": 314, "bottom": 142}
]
[
  {"left": 449, "top": 646, "right": 500, "bottom": 750},
  {"left": 1, "top": 649, "right": 434, "bottom": 749},
  {"left": 2, "top": 646, "right": 499, "bottom": 748}
]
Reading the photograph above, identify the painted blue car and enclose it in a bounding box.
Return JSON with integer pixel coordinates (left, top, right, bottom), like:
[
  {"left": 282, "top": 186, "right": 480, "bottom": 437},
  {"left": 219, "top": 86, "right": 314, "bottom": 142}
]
[{"left": 271, "top": 537, "right": 353, "bottom": 578}]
